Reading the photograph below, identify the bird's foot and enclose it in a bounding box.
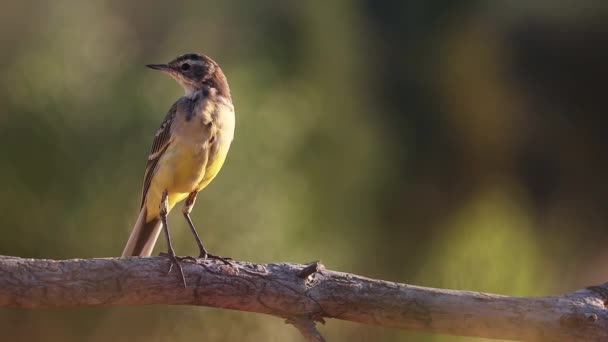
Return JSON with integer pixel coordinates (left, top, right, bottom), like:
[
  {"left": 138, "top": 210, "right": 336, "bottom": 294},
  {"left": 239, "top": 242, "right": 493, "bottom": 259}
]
[
  {"left": 199, "top": 251, "right": 234, "bottom": 266},
  {"left": 178, "top": 255, "right": 199, "bottom": 263},
  {"left": 158, "top": 252, "right": 198, "bottom": 263},
  {"left": 159, "top": 251, "right": 187, "bottom": 288}
]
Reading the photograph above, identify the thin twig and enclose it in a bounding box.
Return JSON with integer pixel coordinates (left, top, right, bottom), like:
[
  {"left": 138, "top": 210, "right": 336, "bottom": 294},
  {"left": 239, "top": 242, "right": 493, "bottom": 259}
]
[{"left": 286, "top": 316, "right": 326, "bottom": 342}]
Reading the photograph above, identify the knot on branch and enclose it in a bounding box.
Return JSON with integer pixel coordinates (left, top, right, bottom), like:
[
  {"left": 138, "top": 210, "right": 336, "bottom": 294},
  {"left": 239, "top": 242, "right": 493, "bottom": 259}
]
[
  {"left": 587, "top": 284, "right": 608, "bottom": 306},
  {"left": 297, "top": 261, "right": 324, "bottom": 279},
  {"left": 559, "top": 312, "right": 601, "bottom": 329},
  {"left": 297, "top": 261, "right": 325, "bottom": 290}
]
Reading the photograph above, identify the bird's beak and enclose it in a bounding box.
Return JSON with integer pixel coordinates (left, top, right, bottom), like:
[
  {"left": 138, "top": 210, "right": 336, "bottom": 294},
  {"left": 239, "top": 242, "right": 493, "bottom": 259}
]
[{"left": 146, "top": 64, "right": 172, "bottom": 72}]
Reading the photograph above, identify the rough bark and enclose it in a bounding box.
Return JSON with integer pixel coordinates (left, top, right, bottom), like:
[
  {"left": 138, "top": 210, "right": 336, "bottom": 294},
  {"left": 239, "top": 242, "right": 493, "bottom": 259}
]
[{"left": 0, "top": 255, "right": 606, "bottom": 341}]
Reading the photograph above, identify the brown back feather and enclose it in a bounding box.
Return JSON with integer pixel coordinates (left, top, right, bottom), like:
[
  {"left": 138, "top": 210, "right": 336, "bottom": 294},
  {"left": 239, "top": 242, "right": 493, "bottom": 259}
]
[{"left": 140, "top": 102, "right": 177, "bottom": 208}]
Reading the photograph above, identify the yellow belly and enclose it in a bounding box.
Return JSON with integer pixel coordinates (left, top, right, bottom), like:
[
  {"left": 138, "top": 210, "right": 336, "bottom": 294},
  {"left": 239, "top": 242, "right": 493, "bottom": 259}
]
[
  {"left": 144, "top": 140, "right": 229, "bottom": 221},
  {"left": 197, "top": 143, "right": 230, "bottom": 189}
]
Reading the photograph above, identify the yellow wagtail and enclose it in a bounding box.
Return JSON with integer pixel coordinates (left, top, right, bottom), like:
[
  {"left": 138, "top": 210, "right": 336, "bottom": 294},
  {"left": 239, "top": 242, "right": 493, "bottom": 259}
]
[{"left": 122, "top": 53, "right": 235, "bottom": 285}]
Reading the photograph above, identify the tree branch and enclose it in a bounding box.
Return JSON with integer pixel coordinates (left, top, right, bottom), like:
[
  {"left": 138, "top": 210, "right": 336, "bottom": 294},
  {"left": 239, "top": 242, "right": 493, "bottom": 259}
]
[{"left": 0, "top": 255, "right": 606, "bottom": 341}]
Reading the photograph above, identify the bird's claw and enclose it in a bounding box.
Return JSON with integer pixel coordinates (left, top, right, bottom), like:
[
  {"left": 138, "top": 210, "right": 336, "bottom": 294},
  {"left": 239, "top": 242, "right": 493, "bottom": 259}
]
[
  {"left": 158, "top": 252, "right": 197, "bottom": 263},
  {"left": 178, "top": 255, "right": 198, "bottom": 263},
  {"left": 159, "top": 251, "right": 187, "bottom": 288},
  {"left": 199, "top": 252, "right": 234, "bottom": 266}
]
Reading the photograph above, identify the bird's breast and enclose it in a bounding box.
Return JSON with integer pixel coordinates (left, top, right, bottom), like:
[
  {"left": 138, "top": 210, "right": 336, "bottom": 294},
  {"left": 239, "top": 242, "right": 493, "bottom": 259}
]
[
  {"left": 197, "top": 103, "right": 235, "bottom": 190},
  {"left": 168, "top": 96, "right": 234, "bottom": 193}
]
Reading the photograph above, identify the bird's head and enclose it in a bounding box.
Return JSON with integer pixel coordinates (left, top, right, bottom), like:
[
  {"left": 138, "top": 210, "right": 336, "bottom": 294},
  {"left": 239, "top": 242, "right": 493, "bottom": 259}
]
[{"left": 146, "top": 53, "right": 230, "bottom": 98}]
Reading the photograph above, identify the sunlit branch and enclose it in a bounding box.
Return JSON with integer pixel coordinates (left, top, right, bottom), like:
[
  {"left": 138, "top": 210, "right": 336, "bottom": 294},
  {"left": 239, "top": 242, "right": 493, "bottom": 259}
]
[{"left": 0, "top": 256, "right": 606, "bottom": 341}]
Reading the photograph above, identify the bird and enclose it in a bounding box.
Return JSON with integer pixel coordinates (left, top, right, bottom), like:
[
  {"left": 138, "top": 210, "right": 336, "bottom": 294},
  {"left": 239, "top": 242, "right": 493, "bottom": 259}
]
[{"left": 121, "top": 53, "right": 235, "bottom": 286}]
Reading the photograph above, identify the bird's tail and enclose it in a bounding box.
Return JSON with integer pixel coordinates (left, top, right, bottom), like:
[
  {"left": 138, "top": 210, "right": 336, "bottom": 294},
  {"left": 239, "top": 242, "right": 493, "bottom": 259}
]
[{"left": 121, "top": 207, "right": 163, "bottom": 257}]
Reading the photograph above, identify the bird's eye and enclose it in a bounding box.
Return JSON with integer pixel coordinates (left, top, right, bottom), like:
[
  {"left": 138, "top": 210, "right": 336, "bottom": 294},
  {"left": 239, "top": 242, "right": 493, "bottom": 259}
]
[{"left": 181, "top": 63, "right": 190, "bottom": 71}]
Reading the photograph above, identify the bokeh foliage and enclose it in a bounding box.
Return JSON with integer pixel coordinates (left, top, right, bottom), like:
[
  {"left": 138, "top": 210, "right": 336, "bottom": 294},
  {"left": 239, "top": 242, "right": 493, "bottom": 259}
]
[{"left": 1, "top": 1, "right": 607, "bottom": 341}]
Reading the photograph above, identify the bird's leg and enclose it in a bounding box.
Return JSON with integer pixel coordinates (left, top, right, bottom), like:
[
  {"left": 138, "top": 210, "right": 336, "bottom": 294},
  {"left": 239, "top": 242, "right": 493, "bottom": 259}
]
[
  {"left": 183, "top": 191, "right": 233, "bottom": 266},
  {"left": 182, "top": 192, "right": 208, "bottom": 257},
  {"left": 159, "top": 190, "right": 187, "bottom": 287}
]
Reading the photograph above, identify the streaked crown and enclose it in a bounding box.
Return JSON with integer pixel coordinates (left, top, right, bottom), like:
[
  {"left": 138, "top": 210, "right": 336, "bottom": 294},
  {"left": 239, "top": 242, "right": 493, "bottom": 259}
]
[{"left": 147, "top": 53, "right": 230, "bottom": 98}]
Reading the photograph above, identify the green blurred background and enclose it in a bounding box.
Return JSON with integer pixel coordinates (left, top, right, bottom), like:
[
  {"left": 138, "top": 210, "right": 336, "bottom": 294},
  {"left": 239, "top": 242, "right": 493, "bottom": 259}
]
[{"left": 1, "top": 1, "right": 607, "bottom": 341}]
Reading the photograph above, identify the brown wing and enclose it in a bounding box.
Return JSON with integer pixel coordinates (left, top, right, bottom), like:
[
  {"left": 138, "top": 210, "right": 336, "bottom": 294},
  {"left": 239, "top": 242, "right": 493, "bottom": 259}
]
[{"left": 140, "top": 102, "right": 178, "bottom": 209}]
